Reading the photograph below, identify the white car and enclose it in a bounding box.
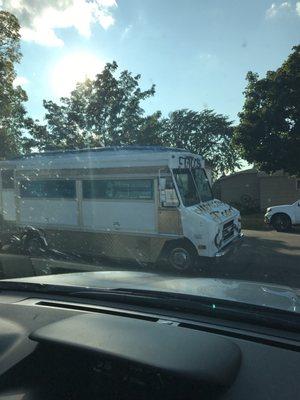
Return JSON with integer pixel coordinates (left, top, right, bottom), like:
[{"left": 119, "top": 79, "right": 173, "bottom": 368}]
[{"left": 264, "top": 200, "right": 300, "bottom": 231}]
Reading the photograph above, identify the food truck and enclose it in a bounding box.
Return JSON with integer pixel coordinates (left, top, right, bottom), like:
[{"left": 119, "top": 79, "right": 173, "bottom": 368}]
[{"left": 0, "top": 146, "right": 242, "bottom": 270}]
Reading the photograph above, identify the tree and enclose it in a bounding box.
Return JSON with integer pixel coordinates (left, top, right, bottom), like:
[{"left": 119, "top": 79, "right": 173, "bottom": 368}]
[
  {"left": 26, "top": 61, "right": 239, "bottom": 177},
  {"left": 0, "top": 11, "right": 28, "bottom": 158},
  {"left": 135, "top": 111, "right": 166, "bottom": 146},
  {"left": 164, "top": 109, "right": 240, "bottom": 175},
  {"left": 27, "top": 62, "right": 156, "bottom": 150},
  {"left": 234, "top": 45, "right": 300, "bottom": 175}
]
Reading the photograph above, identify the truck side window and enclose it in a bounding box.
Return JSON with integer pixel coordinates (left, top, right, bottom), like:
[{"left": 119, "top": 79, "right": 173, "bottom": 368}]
[
  {"left": 1, "top": 170, "right": 14, "bottom": 189},
  {"left": 83, "top": 179, "right": 153, "bottom": 200},
  {"left": 160, "top": 177, "right": 179, "bottom": 207},
  {"left": 20, "top": 180, "right": 76, "bottom": 199}
]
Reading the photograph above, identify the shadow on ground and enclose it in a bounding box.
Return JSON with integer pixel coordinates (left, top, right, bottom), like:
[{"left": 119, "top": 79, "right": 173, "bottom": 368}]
[
  {"left": 1, "top": 228, "right": 300, "bottom": 288},
  {"left": 197, "top": 229, "right": 300, "bottom": 287}
]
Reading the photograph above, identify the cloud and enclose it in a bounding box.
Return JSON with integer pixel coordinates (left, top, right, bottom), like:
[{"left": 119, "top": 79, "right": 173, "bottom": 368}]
[
  {"left": 198, "top": 53, "right": 214, "bottom": 61},
  {"left": 1, "top": 0, "right": 117, "bottom": 47},
  {"left": 265, "top": 2, "right": 293, "bottom": 18},
  {"left": 196, "top": 53, "right": 218, "bottom": 69},
  {"left": 121, "top": 24, "right": 133, "bottom": 41},
  {"left": 13, "top": 75, "right": 29, "bottom": 87},
  {"left": 197, "top": 53, "right": 218, "bottom": 64},
  {"left": 296, "top": 1, "right": 300, "bottom": 15}
]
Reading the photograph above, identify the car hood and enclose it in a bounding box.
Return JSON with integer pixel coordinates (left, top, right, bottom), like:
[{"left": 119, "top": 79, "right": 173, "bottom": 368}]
[
  {"left": 4, "top": 270, "right": 300, "bottom": 313},
  {"left": 267, "top": 204, "right": 292, "bottom": 213}
]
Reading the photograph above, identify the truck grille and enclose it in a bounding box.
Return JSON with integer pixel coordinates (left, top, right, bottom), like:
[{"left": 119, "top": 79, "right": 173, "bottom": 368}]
[{"left": 222, "top": 220, "right": 234, "bottom": 241}]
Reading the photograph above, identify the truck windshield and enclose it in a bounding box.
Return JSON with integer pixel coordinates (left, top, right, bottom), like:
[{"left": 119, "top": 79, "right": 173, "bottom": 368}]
[
  {"left": 193, "top": 169, "right": 213, "bottom": 202},
  {"left": 173, "top": 168, "right": 213, "bottom": 206},
  {"left": 173, "top": 169, "right": 200, "bottom": 206}
]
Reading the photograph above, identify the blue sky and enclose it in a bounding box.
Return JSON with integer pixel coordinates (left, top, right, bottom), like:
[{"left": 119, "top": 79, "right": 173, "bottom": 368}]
[{"left": 2, "top": 0, "right": 300, "bottom": 123}]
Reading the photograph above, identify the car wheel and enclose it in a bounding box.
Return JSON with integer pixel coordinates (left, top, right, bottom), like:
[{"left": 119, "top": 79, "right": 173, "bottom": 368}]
[
  {"left": 271, "top": 213, "right": 292, "bottom": 232},
  {"left": 167, "top": 244, "right": 197, "bottom": 272}
]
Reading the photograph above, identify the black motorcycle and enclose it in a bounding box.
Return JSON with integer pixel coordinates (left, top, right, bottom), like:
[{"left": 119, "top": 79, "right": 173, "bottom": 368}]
[{"left": 0, "top": 226, "right": 48, "bottom": 256}]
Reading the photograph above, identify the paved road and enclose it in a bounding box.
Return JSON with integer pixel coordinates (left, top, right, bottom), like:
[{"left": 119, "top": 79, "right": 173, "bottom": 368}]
[
  {"left": 1, "top": 228, "right": 300, "bottom": 288},
  {"left": 205, "top": 228, "right": 300, "bottom": 288}
]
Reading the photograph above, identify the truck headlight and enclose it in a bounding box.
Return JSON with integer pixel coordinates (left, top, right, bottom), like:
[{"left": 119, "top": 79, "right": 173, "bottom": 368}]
[
  {"left": 234, "top": 223, "right": 241, "bottom": 233},
  {"left": 214, "top": 230, "right": 223, "bottom": 248}
]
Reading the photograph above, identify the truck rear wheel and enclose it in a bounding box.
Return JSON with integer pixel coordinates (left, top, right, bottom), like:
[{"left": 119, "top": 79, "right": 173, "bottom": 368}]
[
  {"left": 167, "top": 243, "right": 197, "bottom": 272},
  {"left": 271, "top": 213, "right": 292, "bottom": 232}
]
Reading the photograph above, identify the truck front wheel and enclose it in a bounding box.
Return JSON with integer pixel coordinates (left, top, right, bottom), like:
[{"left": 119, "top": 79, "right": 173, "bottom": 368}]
[
  {"left": 271, "top": 213, "right": 292, "bottom": 232},
  {"left": 167, "top": 243, "right": 197, "bottom": 272}
]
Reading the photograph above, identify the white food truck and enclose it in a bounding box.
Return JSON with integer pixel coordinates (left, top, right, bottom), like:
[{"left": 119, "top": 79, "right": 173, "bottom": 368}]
[{"left": 0, "top": 147, "right": 242, "bottom": 270}]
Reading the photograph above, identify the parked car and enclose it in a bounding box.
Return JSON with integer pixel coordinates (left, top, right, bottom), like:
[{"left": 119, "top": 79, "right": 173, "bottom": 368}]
[{"left": 264, "top": 200, "right": 300, "bottom": 231}]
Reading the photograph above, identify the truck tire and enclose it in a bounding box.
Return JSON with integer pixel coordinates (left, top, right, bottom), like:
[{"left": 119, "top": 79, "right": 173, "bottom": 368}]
[
  {"left": 167, "top": 242, "right": 198, "bottom": 272},
  {"left": 271, "top": 213, "right": 292, "bottom": 232}
]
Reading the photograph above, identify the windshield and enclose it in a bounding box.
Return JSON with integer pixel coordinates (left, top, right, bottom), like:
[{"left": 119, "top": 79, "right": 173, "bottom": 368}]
[
  {"left": 173, "top": 168, "right": 213, "bottom": 206},
  {"left": 0, "top": 1, "right": 299, "bottom": 317},
  {"left": 173, "top": 169, "right": 200, "bottom": 207},
  {"left": 193, "top": 169, "right": 213, "bottom": 203}
]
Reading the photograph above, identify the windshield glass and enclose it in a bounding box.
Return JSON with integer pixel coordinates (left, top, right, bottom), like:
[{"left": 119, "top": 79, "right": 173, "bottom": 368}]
[
  {"left": 173, "top": 168, "right": 213, "bottom": 206},
  {"left": 0, "top": 1, "right": 299, "bottom": 317},
  {"left": 173, "top": 169, "right": 200, "bottom": 207},
  {"left": 193, "top": 169, "right": 213, "bottom": 203}
]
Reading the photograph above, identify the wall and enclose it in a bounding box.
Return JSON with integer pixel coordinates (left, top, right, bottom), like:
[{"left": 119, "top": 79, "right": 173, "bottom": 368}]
[
  {"left": 215, "top": 171, "right": 300, "bottom": 211},
  {"left": 218, "top": 172, "right": 260, "bottom": 207},
  {"left": 259, "top": 175, "right": 300, "bottom": 210}
]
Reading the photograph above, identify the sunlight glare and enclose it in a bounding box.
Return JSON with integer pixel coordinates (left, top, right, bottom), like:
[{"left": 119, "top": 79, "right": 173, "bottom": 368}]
[{"left": 51, "top": 52, "right": 105, "bottom": 97}]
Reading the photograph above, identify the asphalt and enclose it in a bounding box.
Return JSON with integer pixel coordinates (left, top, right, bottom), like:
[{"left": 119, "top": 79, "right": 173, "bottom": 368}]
[
  {"left": 0, "top": 228, "right": 300, "bottom": 289},
  {"left": 205, "top": 228, "right": 300, "bottom": 288}
]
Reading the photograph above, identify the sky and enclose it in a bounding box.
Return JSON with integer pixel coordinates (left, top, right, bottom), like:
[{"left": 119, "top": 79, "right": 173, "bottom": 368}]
[{"left": 1, "top": 0, "right": 300, "bottom": 124}]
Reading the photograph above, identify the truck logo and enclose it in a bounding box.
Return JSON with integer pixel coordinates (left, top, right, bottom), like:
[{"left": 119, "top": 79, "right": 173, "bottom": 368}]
[{"left": 179, "top": 156, "right": 201, "bottom": 169}]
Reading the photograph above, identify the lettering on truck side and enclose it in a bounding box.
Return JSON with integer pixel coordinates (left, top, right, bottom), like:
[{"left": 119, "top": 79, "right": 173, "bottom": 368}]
[{"left": 178, "top": 156, "right": 201, "bottom": 169}]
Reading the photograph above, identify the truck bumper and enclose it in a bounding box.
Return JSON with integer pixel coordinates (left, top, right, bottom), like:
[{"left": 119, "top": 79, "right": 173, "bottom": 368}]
[{"left": 215, "top": 233, "right": 244, "bottom": 257}]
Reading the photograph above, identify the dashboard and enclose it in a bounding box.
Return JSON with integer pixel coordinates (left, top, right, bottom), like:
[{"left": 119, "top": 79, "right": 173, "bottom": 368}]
[{"left": 0, "top": 291, "right": 299, "bottom": 399}]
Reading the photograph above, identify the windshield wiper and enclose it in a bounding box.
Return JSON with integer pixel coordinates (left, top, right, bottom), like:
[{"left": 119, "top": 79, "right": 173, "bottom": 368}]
[{"left": 0, "top": 281, "right": 299, "bottom": 332}]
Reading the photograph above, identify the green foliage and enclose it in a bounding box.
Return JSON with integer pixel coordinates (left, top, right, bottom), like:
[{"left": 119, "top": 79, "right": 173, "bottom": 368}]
[
  {"left": 164, "top": 109, "right": 240, "bottom": 175},
  {"left": 234, "top": 45, "right": 300, "bottom": 175},
  {"left": 0, "top": 11, "right": 28, "bottom": 159},
  {"left": 27, "top": 62, "right": 156, "bottom": 150},
  {"left": 26, "top": 62, "right": 239, "bottom": 176},
  {"left": 134, "top": 111, "right": 166, "bottom": 146}
]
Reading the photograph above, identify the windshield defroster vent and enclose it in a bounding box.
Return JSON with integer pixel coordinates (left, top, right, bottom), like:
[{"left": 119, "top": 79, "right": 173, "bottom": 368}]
[{"left": 35, "top": 300, "right": 158, "bottom": 322}]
